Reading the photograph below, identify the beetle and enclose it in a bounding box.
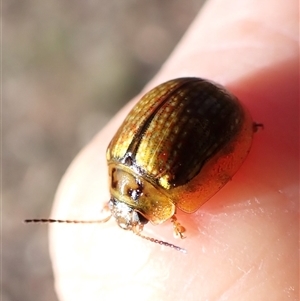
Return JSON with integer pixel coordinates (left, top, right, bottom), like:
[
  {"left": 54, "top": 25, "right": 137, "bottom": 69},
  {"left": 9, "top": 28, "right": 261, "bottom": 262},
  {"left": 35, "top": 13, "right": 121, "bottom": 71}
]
[{"left": 26, "top": 77, "right": 262, "bottom": 252}]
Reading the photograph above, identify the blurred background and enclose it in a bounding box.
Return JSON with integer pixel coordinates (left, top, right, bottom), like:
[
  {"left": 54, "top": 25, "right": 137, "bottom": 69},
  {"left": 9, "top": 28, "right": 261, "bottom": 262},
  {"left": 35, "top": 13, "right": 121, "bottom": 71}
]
[{"left": 3, "top": 1, "right": 206, "bottom": 300}]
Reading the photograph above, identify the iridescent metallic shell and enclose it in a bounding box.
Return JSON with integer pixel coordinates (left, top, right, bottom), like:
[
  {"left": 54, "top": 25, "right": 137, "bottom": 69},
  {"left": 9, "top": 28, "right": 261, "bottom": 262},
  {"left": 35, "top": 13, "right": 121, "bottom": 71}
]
[{"left": 107, "top": 78, "right": 254, "bottom": 224}]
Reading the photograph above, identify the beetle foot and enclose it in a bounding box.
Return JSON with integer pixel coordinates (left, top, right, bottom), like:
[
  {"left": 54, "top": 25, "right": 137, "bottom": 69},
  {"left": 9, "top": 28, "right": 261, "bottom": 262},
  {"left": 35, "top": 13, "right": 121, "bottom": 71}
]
[
  {"left": 253, "top": 122, "right": 264, "bottom": 132},
  {"left": 171, "top": 216, "right": 186, "bottom": 239}
]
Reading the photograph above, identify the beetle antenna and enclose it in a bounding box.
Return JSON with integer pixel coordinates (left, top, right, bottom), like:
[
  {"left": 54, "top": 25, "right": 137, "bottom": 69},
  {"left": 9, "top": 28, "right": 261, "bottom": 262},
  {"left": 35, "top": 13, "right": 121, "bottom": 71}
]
[
  {"left": 24, "top": 215, "right": 111, "bottom": 224},
  {"left": 135, "top": 231, "right": 187, "bottom": 253}
]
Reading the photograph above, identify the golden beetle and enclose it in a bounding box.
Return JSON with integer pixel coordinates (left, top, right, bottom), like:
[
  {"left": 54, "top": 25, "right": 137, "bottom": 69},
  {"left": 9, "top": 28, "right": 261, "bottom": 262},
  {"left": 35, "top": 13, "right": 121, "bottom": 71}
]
[{"left": 26, "top": 77, "right": 261, "bottom": 252}]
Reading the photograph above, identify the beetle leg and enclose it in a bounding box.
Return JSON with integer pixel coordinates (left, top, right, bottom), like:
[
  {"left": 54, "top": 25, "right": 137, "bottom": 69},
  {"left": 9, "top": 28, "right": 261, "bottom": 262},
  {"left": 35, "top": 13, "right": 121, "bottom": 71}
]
[
  {"left": 100, "top": 202, "right": 110, "bottom": 215},
  {"left": 171, "top": 216, "right": 186, "bottom": 239},
  {"left": 253, "top": 122, "right": 264, "bottom": 132}
]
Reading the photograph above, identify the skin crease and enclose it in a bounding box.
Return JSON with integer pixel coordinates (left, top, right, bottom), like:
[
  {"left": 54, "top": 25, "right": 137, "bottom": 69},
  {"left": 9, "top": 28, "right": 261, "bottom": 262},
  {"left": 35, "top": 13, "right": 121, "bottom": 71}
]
[{"left": 49, "top": 0, "right": 299, "bottom": 300}]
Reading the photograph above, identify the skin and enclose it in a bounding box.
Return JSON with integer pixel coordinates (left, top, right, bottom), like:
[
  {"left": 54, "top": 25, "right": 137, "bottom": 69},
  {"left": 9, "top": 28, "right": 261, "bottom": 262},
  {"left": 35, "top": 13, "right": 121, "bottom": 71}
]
[{"left": 49, "top": 0, "right": 299, "bottom": 300}]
